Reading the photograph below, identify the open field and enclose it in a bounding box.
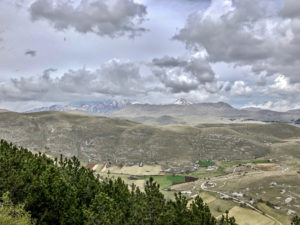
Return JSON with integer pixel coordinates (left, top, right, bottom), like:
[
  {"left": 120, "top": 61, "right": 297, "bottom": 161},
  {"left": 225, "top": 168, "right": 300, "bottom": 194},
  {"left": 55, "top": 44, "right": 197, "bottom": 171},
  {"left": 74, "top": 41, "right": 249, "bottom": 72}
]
[
  {"left": 117, "top": 115, "right": 268, "bottom": 126},
  {"left": 228, "top": 206, "right": 277, "bottom": 225},
  {"left": 257, "top": 203, "right": 291, "bottom": 225},
  {"left": 96, "top": 152, "right": 299, "bottom": 224},
  {"left": 102, "top": 165, "right": 163, "bottom": 175},
  {"left": 198, "top": 192, "right": 217, "bottom": 204},
  {"left": 149, "top": 175, "right": 186, "bottom": 189},
  {"left": 195, "top": 161, "right": 216, "bottom": 167},
  {"left": 170, "top": 137, "right": 300, "bottom": 224}
]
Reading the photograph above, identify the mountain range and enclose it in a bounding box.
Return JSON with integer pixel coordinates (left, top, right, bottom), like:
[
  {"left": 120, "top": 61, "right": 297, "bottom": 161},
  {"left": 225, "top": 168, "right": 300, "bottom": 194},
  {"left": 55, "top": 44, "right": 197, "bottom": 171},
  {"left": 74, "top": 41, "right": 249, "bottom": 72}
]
[
  {"left": 21, "top": 99, "right": 300, "bottom": 124},
  {"left": 115, "top": 101, "right": 300, "bottom": 123},
  {"left": 26, "top": 100, "right": 132, "bottom": 114}
]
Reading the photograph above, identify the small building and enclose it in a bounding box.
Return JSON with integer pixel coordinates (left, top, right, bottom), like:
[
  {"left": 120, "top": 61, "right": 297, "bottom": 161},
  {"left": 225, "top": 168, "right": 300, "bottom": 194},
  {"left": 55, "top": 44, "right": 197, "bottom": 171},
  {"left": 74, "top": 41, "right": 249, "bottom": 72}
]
[
  {"left": 86, "top": 163, "right": 98, "bottom": 171},
  {"left": 232, "top": 192, "right": 244, "bottom": 197},
  {"left": 220, "top": 195, "right": 231, "bottom": 200}
]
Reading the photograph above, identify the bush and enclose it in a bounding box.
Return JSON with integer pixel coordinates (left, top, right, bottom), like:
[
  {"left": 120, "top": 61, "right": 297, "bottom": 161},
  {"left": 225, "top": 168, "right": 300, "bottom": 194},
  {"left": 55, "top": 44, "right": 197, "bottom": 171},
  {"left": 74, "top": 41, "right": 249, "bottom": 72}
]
[
  {"left": 0, "top": 192, "right": 32, "bottom": 225},
  {"left": 266, "top": 201, "right": 274, "bottom": 208},
  {"left": 195, "top": 161, "right": 216, "bottom": 167}
]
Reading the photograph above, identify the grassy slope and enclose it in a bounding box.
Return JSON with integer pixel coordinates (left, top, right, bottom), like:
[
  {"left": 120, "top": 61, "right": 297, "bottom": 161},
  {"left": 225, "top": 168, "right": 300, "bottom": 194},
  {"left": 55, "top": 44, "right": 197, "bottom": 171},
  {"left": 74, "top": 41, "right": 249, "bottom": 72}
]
[{"left": 2, "top": 112, "right": 297, "bottom": 165}]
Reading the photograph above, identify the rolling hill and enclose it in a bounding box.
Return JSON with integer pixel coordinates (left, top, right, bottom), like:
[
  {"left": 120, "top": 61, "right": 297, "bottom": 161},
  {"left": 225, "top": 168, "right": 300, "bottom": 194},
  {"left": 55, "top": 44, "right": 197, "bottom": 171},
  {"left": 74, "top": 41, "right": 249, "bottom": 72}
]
[
  {"left": 114, "top": 102, "right": 300, "bottom": 123},
  {"left": 1, "top": 111, "right": 300, "bottom": 173},
  {"left": 25, "top": 99, "right": 300, "bottom": 124}
]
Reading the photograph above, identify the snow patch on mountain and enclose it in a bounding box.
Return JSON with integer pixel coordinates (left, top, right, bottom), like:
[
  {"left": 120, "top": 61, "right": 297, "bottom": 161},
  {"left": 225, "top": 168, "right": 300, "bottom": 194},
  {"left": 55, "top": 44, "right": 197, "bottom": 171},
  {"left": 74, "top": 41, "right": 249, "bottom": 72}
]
[
  {"left": 26, "top": 100, "right": 132, "bottom": 114},
  {"left": 174, "top": 98, "right": 191, "bottom": 105}
]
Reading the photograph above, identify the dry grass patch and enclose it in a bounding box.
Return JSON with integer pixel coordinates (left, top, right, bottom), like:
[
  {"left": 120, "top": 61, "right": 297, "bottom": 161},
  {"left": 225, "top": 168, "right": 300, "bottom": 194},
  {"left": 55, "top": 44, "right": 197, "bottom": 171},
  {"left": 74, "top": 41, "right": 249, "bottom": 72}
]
[
  {"left": 255, "top": 163, "right": 280, "bottom": 170},
  {"left": 107, "top": 165, "right": 163, "bottom": 175},
  {"left": 257, "top": 203, "right": 291, "bottom": 225},
  {"left": 228, "top": 206, "right": 277, "bottom": 225},
  {"left": 199, "top": 192, "right": 217, "bottom": 204}
]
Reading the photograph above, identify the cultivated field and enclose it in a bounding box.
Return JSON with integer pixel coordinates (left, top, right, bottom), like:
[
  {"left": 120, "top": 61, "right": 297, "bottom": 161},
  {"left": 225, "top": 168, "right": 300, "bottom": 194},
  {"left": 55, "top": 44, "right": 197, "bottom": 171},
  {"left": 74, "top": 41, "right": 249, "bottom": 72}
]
[{"left": 101, "top": 165, "right": 163, "bottom": 175}]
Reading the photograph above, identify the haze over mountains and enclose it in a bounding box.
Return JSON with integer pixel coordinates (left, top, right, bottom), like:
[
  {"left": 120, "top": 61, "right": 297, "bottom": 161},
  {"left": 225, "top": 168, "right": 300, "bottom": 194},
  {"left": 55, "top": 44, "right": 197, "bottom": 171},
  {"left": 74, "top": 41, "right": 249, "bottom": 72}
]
[
  {"left": 22, "top": 99, "right": 300, "bottom": 124},
  {"left": 26, "top": 100, "right": 132, "bottom": 114}
]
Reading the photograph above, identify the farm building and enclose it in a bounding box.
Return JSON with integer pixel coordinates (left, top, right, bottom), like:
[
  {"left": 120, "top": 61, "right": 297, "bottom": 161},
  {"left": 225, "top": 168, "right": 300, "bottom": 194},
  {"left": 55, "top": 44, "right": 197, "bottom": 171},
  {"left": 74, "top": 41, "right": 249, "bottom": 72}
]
[{"left": 86, "top": 163, "right": 98, "bottom": 171}]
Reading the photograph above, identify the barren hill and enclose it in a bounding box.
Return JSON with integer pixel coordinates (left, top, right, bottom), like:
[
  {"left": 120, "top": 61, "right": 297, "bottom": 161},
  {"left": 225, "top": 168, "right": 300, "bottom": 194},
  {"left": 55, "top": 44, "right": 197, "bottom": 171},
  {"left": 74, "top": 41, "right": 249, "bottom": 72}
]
[
  {"left": 0, "top": 109, "right": 10, "bottom": 113},
  {"left": 115, "top": 102, "right": 300, "bottom": 123},
  {"left": 1, "top": 111, "right": 300, "bottom": 171}
]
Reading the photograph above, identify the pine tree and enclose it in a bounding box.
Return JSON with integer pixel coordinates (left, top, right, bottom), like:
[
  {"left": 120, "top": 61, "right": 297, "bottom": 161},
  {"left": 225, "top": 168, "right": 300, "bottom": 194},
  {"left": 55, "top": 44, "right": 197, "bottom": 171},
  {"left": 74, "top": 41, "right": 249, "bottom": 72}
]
[{"left": 292, "top": 216, "right": 300, "bottom": 225}]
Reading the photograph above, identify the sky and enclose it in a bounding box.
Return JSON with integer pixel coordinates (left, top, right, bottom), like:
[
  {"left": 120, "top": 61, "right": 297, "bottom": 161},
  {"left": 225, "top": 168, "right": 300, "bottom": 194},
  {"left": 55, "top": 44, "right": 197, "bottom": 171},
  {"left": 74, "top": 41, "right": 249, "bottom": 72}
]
[{"left": 0, "top": 0, "right": 300, "bottom": 112}]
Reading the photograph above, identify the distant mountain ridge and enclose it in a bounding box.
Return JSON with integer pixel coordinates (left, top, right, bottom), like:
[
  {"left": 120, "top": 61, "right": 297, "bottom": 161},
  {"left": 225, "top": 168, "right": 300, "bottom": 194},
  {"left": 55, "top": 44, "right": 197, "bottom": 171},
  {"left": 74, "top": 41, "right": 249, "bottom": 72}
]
[
  {"left": 115, "top": 101, "right": 239, "bottom": 117},
  {"left": 288, "top": 109, "right": 300, "bottom": 114},
  {"left": 114, "top": 101, "right": 300, "bottom": 123},
  {"left": 26, "top": 100, "right": 132, "bottom": 114},
  {"left": 241, "top": 107, "right": 263, "bottom": 112},
  {"left": 24, "top": 99, "right": 300, "bottom": 123},
  {"left": 0, "top": 109, "right": 10, "bottom": 113}
]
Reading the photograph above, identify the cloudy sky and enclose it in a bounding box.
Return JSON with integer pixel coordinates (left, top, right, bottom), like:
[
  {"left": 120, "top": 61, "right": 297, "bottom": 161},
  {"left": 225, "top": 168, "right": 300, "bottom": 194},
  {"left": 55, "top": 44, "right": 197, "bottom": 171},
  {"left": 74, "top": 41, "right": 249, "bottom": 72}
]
[{"left": 0, "top": 0, "right": 300, "bottom": 112}]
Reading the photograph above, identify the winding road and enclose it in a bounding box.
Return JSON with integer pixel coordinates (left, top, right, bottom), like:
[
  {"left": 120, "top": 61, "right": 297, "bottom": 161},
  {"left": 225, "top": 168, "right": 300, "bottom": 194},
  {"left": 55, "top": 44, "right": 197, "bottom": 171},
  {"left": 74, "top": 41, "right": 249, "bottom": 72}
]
[{"left": 200, "top": 181, "right": 283, "bottom": 225}]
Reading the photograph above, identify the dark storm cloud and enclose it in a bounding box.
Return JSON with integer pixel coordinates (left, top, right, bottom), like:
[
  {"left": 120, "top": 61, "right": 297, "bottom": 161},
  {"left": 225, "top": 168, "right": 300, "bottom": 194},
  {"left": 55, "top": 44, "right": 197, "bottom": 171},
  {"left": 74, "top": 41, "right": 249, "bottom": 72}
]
[
  {"left": 24, "top": 50, "right": 36, "bottom": 57},
  {"left": 29, "top": 0, "right": 147, "bottom": 38},
  {"left": 174, "top": 0, "right": 300, "bottom": 83}
]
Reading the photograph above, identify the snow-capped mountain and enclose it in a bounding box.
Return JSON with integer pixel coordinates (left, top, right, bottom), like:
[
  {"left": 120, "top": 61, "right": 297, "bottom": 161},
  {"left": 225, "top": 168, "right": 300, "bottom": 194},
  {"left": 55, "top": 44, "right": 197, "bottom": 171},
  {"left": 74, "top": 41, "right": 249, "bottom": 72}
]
[
  {"left": 173, "top": 98, "right": 191, "bottom": 105},
  {"left": 26, "top": 100, "right": 132, "bottom": 114}
]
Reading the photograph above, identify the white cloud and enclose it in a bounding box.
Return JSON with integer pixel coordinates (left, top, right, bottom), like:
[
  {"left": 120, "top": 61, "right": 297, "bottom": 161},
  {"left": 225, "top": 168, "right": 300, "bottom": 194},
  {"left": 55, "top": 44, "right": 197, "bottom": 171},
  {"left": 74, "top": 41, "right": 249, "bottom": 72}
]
[
  {"left": 0, "top": 59, "right": 147, "bottom": 102},
  {"left": 230, "top": 81, "right": 252, "bottom": 96},
  {"left": 269, "top": 74, "right": 300, "bottom": 93},
  {"left": 29, "top": 0, "right": 148, "bottom": 38},
  {"left": 151, "top": 53, "right": 215, "bottom": 93},
  {"left": 174, "top": 0, "right": 300, "bottom": 83},
  {"left": 0, "top": 0, "right": 300, "bottom": 111},
  {"left": 243, "top": 100, "right": 300, "bottom": 112}
]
